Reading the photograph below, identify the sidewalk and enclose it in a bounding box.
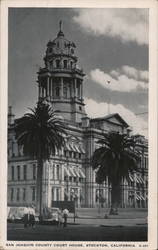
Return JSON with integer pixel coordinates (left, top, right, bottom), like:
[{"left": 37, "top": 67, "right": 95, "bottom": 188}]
[
  {"left": 68, "top": 217, "right": 147, "bottom": 227},
  {"left": 67, "top": 208, "right": 148, "bottom": 227}
]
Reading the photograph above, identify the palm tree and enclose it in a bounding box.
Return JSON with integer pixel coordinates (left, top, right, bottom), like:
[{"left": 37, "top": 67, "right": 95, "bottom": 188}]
[
  {"left": 91, "top": 131, "right": 140, "bottom": 214},
  {"left": 15, "top": 101, "right": 67, "bottom": 216}
]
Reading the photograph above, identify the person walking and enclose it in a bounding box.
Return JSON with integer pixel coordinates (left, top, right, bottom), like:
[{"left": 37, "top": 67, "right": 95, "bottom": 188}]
[
  {"left": 23, "top": 205, "right": 29, "bottom": 228},
  {"left": 29, "top": 205, "right": 36, "bottom": 228},
  {"left": 63, "top": 208, "right": 69, "bottom": 227},
  {"left": 57, "top": 209, "right": 63, "bottom": 227}
]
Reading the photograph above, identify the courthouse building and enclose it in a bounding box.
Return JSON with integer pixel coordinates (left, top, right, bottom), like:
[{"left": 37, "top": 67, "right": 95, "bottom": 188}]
[{"left": 8, "top": 24, "right": 148, "bottom": 209}]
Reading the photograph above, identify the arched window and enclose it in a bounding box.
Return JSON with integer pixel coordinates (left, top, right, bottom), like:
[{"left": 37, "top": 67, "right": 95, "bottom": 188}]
[
  {"left": 63, "top": 60, "right": 67, "bottom": 69},
  {"left": 70, "top": 61, "right": 73, "bottom": 69},
  {"left": 56, "top": 59, "right": 60, "bottom": 68},
  {"left": 56, "top": 165, "right": 60, "bottom": 180}
]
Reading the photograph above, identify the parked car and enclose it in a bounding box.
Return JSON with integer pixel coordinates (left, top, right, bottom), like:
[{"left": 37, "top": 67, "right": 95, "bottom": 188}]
[
  {"left": 7, "top": 206, "right": 39, "bottom": 223},
  {"left": 42, "top": 207, "right": 60, "bottom": 225}
]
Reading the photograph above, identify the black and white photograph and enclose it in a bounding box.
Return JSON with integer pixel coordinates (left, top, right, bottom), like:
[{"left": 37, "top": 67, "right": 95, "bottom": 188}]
[{"left": 0, "top": 1, "right": 157, "bottom": 249}]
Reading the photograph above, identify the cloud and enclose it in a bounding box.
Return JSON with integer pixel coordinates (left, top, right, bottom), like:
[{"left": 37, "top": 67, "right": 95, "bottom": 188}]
[
  {"left": 119, "top": 66, "right": 148, "bottom": 82},
  {"left": 90, "top": 66, "right": 148, "bottom": 92},
  {"left": 85, "top": 98, "right": 148, "bottom": 137},
  {"left": 73, "top": 9, "right": 148, "bottom": 45}
]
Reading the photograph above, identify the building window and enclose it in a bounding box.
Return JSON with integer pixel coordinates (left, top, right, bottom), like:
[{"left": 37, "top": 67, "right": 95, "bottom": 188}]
[
  {"left": 79, "top": 177, "right": 83, "bottom": 183},
  {"left": 23, "top": 165, "right": 27, "bottom": 180},
  {"left": 33, "top": 164, "right": 36, "bottom": 180},
  {"left": 52, "top": 165, "right": 55, "bottom": 180},
  {"left": 63, "top": 60, "right": 67, "bottom": 68},
  {"left": 64, "top": 150, "right": 67, "bottom": 157},
  {"left": 49, "top": 47, "right": 52, "bottom": 53},
  {"left": 145, "top": 156, "right": 148, "bottom": 169},
  {"left": 18, "top": 144, "right": 21, "bottom": 156},
  {"left": 56, "top": 59, "right": 60, "bottom": 68},
  {"left": 17, "top": 165, "right": 20, "bottom": 180},
  {"left": 12, "top": 142, "right": 15, "bottom": 157},
  {"left": 79, "top": 153, "right": 81, "bottom": 159},
  {"left": 52, "top": 188, "right": 54, "bottom": 201},
  {"left": 49, "top": 60, "right": 53, "bottom": 69},
  {"left": 56, "top": 188, "right": 59, "bottom": 201},
  {"left": 69, "top": 151, "right": 72, "bottom": 158},
  {"left": 23, "top": 188, "right": 26, "bottom": 201},
  {"left": 79, "top": 106, "right": 82, "bottom": 111},
  {"left": 11, "top": 188, "right": 14, "bottom": 201},
  {"left": 56, "top": 165, "right": 60, "bottom": 180},
  {"left": 69, "top": 176, "right": 72, "bottom": 182},
  {"left": 64, "top": 176, "right": 68, "bottom": 181},
  {"left": 32, "top": 187, "right": 35, "bottom": 201},
  {"left": 11, "top": 166, "right": 14, "bottom": 180},
  {"left": 55, "top": 87, "right": 60, "bottom": 97},
  {"left": 70, "top": 61, "right": 73, "bottom": 68},
  {"left": 17, "top": 188, "right": 20, "bottom": 201},
  {"left": 63, "top": 87, "right": 67, "bottom": 98}
]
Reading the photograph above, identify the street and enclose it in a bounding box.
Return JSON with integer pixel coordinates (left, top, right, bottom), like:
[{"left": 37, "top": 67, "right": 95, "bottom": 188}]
[
  {"left": 7, "top": 222, "right": 147, "bottom": 241},
  {"left": 7, "top": 208, "right": 148, "bottom": 241}
]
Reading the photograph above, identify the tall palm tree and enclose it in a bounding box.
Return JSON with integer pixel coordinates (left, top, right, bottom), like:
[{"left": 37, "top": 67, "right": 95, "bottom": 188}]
[
  {"left": 91, "top": 131, "right": 140, "bottom": 214},
  {"left": 15, "top": 101, "right": 67, "bottom": 216}
]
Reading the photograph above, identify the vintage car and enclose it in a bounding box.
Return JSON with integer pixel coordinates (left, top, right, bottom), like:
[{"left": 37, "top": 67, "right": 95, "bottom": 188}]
[
  {"left": 41, "top": 207, "right": 60, "bottom": 225},
  {"left": 7, "top": 206, "right": 39, "bottom": 223}
]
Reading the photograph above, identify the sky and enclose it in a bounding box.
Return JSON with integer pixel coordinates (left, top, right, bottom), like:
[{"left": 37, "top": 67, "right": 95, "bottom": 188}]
[{"left": 8, "top": 8, "right": 149, "bottom": 137}]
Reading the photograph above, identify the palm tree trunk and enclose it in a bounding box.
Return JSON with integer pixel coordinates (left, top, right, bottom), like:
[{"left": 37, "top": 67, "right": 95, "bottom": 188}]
[
  {"left": 36, "top": 158, "right": 43, "bottom": 218},
  {"left": 110, "top": 181, "right": 121, "bottom": 215}
]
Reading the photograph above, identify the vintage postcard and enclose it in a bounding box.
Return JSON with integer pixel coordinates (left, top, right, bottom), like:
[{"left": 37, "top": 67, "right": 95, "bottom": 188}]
[{"left": 0, "top": 0, "right": 157, "bottom": 249}]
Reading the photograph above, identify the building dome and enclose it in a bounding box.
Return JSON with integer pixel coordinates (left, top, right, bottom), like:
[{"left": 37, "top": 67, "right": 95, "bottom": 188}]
[
  {"left": 46, "top": 21, "right": 76, "bottom": 57},
  {"left": 38, "top": 21, "right": 86, "bottom": 124}
]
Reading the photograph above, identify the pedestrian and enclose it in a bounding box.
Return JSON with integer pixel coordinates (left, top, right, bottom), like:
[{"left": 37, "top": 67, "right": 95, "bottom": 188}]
[
  {"left": 57, "top": 209, "right": 63, "bottom": 227},
  {"left": 62, "top": 208, "right": 69, "bottom": 227},
  {"left": 23, "top": 205, "right": 29, "bottom": 228},
  {"left": 29, "top": 205, "right": 36, "bottom": 228}
]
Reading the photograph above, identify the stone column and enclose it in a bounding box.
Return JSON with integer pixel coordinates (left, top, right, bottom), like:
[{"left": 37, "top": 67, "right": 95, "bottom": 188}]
[
  {"left": 60, "top": 186, "right": 65, "bottom": 201},
  {"left": 103, "top": 188, "right": 106, "bottom": 208},
  {"left": 42, "top": 87, "right": 44, "bottom": 98},
  {"left": 81, "top": 82, "right": 83, "bottom": 100},
  {"left": 54, "top": 188, "right": 57, "bottom": 201},
  {"left": 47, "top": 77, "right": 49, "bottom": 97},
  {"left": 74, "top": 78, "right": 77, "bottom": 97},
  {"left": 70, "top": 79, "right": 73, "bottom": 98},
  {"left": 49, "top": 77, "right": 52, "bottom": 97},
  {"left": 61, "top": 77, "right": 64, "bottom": 98},
  {"left": 54, "top": 165, "right": 57, "bottom": 181}
]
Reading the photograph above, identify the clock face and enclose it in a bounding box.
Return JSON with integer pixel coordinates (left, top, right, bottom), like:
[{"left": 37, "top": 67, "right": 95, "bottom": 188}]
[{"left": 71, "top": 48, "right": 74, "bottom": 54}]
